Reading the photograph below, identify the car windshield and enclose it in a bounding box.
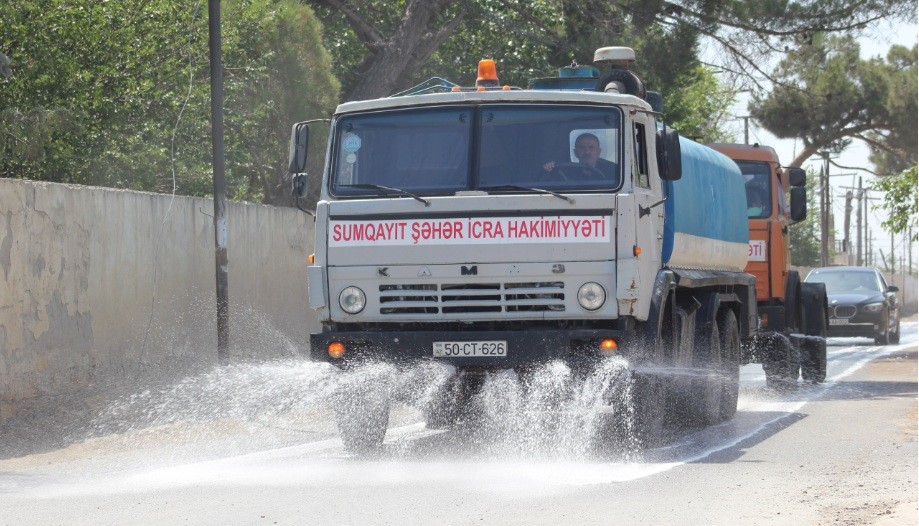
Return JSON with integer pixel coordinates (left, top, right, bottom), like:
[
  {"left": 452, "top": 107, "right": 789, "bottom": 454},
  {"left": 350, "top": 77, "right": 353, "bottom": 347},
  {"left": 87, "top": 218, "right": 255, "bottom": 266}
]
[
  {"left": 805, "top": 270, "right": 881, "bottom": 294},
  {"left": 331, "top": 104, "right": 622, "bottom": 197},
  {"left": 735, "top": 161, "right": 772, "bottom": 219}
]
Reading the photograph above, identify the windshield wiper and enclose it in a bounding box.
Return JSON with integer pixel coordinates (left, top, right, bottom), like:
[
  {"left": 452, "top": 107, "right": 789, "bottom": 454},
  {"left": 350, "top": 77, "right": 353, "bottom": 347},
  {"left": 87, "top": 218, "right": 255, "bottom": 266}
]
[
  {"left": 339, "top": 184, "right": 430, "bottom": 206},
  {"left": 478, "top": 184, "right": 574, "bottom": 204}
]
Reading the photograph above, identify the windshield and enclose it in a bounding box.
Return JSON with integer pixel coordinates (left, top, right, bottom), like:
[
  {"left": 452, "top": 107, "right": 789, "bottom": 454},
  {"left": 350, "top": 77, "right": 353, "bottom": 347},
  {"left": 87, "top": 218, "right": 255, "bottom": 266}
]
[
  {"left": 805, "top": 270, "right": 882, "bottom": 294},
  {"left": 735, "top": 161, "right": 772, "bottom": 219},
  {"left": 331, "top": 105, "right": 622, "bottom": 197}
]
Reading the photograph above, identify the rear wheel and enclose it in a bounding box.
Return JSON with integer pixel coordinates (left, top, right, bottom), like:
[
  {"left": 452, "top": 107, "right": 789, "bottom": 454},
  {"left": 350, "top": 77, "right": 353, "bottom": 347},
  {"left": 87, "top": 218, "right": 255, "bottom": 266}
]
[{"left": 717, "top": 309, "right": 741, "bottom": 421}]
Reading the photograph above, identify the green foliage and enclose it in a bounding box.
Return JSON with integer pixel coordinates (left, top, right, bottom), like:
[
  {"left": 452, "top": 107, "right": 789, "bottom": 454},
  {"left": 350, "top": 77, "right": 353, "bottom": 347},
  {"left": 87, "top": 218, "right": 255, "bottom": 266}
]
[
  {"left": 750, "top": 36, "right": 918, "bottom": 170},
  {"left": 789, "top": 168, "right": 822, "bottom": 266},
  {"left": 1, "top": 0, "right": 339, "bottom": 203},
  {"left": 872, "top": 165, "right": 918, "bottom": 240},
  {"left": 313, "top": 0, "right": 735, "bottom": 142}
]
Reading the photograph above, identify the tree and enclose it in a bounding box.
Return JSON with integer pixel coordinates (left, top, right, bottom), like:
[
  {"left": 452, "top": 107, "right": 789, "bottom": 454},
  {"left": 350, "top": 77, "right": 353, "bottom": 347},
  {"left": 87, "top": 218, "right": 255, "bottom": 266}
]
[
  {"left": 1, "top": 0, "right": 339, "bottom": 204},
  {"left": 872, "top": 165, "right": 918, "bottom": 241},
  {"left": 312, "top": 0, "right": 915, "bottom": 102},
  {"left": 312, "top": 0, "right": 737, "bottom": 141},
  {"left": 789, "top": 168, "right": 822, "bottom": 266},
  {"left": 749, "top": 36, "right": 917, "bottom": 170}
]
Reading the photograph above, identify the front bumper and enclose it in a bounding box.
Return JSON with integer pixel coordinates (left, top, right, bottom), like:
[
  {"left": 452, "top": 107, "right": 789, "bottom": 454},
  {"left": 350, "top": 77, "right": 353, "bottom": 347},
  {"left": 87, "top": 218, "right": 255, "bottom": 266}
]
[
  {"left": 826, "top": 320, "right": 881, "bottom": 338},
  {"left": 310, "top": 327, "right": 631, "bottom": 369}
]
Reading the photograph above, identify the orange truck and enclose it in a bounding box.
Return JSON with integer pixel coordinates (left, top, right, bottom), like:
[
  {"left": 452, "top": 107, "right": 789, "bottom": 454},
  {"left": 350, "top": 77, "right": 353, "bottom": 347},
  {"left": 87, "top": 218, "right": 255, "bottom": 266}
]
[{"left": 708, "top": 143, "right": 828, "bottom": 388}]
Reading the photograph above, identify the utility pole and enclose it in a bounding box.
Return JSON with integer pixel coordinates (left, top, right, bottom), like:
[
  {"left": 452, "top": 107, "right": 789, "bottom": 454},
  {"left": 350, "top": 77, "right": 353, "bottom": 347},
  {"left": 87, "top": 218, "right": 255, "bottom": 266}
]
[
  {"left": 209, "top": 0, "right": 230, "bottom": 365},
  {"left": 740, "top": 116, "right": 750, "bottom": 145},
  {"left": 856, "top": 177, "right": 863, "bottom": 266},
  {"left": 819, "top": 156, "right": 830, "bottom": 266},
  {"left": 891, "top": 230, "right": 895, "bottom": 274},
  {"left": 844, "top": 190, "right": 853, "bottom": 264},
  {"left": 868, "top": 229, "right": 873, "bottom": 266}
]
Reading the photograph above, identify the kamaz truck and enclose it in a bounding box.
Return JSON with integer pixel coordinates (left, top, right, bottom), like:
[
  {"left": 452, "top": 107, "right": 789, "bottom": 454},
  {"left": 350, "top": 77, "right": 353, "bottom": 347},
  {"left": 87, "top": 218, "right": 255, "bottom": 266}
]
[
  {"left": 290, "top": 48, "right": 758, "bottom": 452},
  {"left": 708, "top": 144, "right": 828, "bottom": 388}
]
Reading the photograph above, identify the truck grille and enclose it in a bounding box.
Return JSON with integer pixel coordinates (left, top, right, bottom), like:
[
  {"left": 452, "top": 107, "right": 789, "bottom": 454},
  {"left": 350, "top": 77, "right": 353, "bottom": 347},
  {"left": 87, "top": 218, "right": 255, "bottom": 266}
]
[{"left": 378, "top": 282, "right": 565, "bottom": 315}]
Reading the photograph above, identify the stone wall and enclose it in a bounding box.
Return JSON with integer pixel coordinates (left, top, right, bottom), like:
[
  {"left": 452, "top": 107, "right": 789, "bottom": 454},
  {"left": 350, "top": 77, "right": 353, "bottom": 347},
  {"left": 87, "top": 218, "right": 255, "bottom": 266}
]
[{"left": 0, "top": 179, "right": 317, "bottom": 423}]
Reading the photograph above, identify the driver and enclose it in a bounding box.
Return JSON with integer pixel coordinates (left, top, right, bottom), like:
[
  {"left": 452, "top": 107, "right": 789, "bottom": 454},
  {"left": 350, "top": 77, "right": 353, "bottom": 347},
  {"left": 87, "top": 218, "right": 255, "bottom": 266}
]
[{"left": 542, "top": 133, "right": 618, "bottom": 180}]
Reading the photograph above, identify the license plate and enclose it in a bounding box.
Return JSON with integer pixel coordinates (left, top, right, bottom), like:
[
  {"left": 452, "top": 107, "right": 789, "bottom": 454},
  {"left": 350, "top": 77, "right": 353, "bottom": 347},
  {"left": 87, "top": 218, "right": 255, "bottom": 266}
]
[
  {"left": 433, "top": 341, "right": 507, "bottom": 358},
  {"left": 829, "top": 318, "right": 849, "bottom": 325}
]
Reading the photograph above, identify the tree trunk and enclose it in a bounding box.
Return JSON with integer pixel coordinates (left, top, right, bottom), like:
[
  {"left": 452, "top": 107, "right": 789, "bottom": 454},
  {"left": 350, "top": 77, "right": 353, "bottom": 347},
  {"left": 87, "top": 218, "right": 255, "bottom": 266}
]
[{"left": 345, "top": 0, "right": 461, "bottom": 101}]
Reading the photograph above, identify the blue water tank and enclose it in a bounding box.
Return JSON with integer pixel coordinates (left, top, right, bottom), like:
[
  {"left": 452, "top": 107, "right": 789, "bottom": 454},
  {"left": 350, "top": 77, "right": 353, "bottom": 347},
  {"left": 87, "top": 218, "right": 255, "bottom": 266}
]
[{"left": 661, "top": 137, "right": 749, "bottom": 271}]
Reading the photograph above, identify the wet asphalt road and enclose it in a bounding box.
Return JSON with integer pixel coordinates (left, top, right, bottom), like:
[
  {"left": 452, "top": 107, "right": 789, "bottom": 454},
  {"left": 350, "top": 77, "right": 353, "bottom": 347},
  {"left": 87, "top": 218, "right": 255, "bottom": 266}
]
[{"left": 1, "top": 324, "right": 916, "bottom": 525}]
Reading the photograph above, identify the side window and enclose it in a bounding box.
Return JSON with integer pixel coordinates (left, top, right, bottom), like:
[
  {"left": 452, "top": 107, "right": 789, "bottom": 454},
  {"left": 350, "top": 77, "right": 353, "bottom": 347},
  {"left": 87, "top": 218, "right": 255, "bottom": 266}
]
[
  {"left": 634, "top": 123, "right": 649, "bottom": 188},
  {"left": 877, "top": 272, "right": 888, "bottom": 291}
]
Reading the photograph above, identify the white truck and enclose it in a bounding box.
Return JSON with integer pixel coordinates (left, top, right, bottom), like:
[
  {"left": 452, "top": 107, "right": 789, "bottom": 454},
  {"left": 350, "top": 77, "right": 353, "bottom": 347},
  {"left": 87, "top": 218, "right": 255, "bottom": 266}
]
[{"left": 290, "top": 48, "right": 757, "bottom": 452}]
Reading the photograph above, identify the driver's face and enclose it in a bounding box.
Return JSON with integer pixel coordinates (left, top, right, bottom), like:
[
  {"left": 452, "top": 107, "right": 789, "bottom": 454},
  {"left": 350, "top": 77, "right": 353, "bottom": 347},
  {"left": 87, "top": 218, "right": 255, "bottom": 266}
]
[{"left": 574, "top": 138, "right": 601, "bottom": 166}]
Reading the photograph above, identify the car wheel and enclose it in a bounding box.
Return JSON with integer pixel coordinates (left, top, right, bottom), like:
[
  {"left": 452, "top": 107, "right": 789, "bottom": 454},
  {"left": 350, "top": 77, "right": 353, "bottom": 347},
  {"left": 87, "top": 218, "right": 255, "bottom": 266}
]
[
  {"left": 874, "top": 312, "right": 891, "bottom": 345},
  {"left": 890, "top": 315, "right": 901, "bottom": 344}
]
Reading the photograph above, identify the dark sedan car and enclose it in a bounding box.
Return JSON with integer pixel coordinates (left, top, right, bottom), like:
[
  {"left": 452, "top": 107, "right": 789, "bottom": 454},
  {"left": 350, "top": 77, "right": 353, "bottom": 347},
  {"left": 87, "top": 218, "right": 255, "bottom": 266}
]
[{"left": 804, "top": 266, "right": 900, "bottom": 344}]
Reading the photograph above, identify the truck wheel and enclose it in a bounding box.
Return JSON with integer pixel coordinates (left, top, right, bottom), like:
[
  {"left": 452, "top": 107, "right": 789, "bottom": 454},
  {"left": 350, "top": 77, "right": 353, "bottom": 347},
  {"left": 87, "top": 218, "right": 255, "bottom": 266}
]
[
  {"left": 423, "top": 380, "right": 458, "bottom": 430},
  {"left": 800, "top": 304, "right": 827, "bottom": 383},
  {"left": 685, "top": 316, "right": 722, "bottom": 427},
  {"left": 717, "top": 309, "right": 740, "bottom": 421},
  {"left": 601, "top": 369, "right": 665, "bottom": 453},
  {"left": 623, "top": 372, "right": 665, "bottom": 449},
  {"left": 762, "top": 333, "right": 800, "bottom": 390},
  {"left": 334, "top": 385, "right": 390, "bottom": 454}
]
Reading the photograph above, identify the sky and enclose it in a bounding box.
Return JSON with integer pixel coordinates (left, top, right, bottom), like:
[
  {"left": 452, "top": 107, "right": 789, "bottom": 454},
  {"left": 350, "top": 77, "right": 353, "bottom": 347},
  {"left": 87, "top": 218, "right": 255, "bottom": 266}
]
[{"left": 704, "top": 17, "right": 918, "bottom": 272}]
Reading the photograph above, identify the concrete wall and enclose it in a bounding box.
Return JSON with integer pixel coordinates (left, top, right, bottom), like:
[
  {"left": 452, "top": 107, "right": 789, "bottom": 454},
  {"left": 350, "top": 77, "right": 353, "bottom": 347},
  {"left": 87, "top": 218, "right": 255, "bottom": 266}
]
[{"left": 0, "top": 178, "right": 317, "bottom": 423}]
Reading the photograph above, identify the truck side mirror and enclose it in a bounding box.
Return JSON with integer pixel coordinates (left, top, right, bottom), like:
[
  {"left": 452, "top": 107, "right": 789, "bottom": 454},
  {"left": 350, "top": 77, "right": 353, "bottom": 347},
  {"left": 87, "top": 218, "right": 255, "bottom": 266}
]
[
  {"left": 292, "top": 173, "right": 308, "bottom": 199},
  {"left": 790, "top": 187, "right": 806, "bottom": 222},
  {"left": 287, "top": 122, "right": 309, "bottom": 174},
  {"left": 787, "top": 167, "right": 806, "bottom": 187},
  {"left": 656, "top": 128, "right": 682, "bottom": 181}
]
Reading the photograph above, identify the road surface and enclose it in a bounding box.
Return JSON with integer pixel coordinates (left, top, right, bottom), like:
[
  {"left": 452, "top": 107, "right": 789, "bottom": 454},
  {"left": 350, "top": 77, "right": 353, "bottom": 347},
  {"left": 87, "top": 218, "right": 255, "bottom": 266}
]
[{"left": 1, "top": 324, "right": 916, "bottom": 525}]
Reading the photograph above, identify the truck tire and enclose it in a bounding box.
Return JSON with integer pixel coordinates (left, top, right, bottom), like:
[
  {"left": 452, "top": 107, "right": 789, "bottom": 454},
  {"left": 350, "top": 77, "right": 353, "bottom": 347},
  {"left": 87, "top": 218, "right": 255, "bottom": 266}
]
[
  {"left": 334, "top": 385, "right": 390, "bottom": 454},
  {"left": 800, "top": 285, "right": 828, "bottom": 383},
  {"left": 683, "top": 316, "right": 722, "bottom": 427},
  {"left": 621, "top": 372, "right": 665, "bottom": 450},
  {"left": 717, "top": 309, "right": 741, "bottom": 421},
  {"left": 423, "top": 380, "right": 458, "bottom": 430},
  {"left": 762, "top": 333, "right": 800, "bottom": 390}
]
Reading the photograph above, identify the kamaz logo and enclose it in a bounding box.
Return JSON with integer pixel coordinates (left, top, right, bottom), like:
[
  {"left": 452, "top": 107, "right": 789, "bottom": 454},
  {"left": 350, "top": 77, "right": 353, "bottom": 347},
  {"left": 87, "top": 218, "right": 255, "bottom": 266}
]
[{"left": 461, "top": 265, "right": 478, "bottom": 276}]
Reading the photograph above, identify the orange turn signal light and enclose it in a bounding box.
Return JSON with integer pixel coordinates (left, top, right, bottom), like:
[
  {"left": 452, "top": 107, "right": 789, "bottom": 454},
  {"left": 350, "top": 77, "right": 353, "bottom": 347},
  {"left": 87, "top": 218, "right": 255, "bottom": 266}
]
[
  {"left": 308, "top": 253, "right": 315, "bottom": 264},
  {"left": 633, "top": 245, "right": 642, "bottom": 257},
  {"left": 599, "top": 339, "right": 618, "bottom": 355},
  {"left": 328, "top": 341, "right": 346, "bottom": 359}
]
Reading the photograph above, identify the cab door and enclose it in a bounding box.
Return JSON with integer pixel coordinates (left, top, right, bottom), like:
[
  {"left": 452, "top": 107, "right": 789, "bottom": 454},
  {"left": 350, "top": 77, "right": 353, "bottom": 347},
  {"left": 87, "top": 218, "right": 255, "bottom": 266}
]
[{"left": 625, "top": 115, "right": 663, "bottom": 319}]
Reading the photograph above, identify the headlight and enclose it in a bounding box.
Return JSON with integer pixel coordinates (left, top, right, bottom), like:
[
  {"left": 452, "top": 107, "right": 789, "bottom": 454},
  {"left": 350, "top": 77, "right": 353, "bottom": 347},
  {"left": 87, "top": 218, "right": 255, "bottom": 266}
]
[
  {"left": 577, "top": 282, "right": 606, "bottom": 311},
  {"left": 862, "top": 302, "right": 884, "bottom": 313},
  {"left": 339, "top": 286, "right": 366, "bottom": 314}
]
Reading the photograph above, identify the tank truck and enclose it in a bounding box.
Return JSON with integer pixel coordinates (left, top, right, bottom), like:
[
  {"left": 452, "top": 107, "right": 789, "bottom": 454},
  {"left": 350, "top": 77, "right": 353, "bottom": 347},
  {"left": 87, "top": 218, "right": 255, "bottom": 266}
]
[
  {"left": 289, "top": 48, "right": 758, "bottom": 452},
  {"left": 708, "top": 144, "right": 828, "bottom": 388}
]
